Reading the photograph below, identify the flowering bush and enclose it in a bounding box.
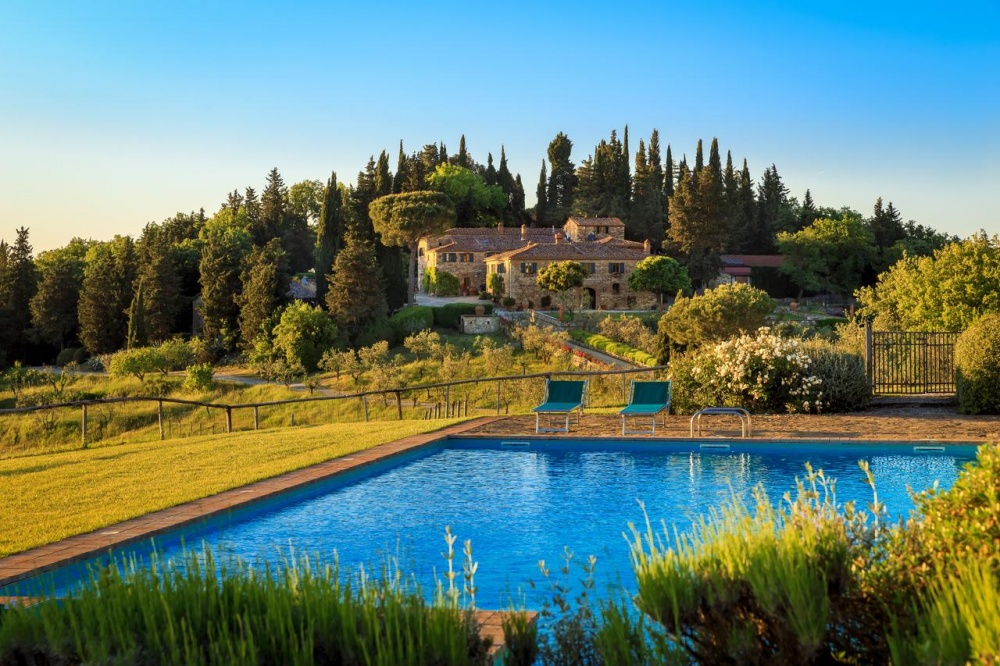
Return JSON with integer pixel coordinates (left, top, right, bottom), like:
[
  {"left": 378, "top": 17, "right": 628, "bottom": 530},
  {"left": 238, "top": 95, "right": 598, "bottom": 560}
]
[{"left": 671, "top": 328, "right": 823, "bottom": 414}]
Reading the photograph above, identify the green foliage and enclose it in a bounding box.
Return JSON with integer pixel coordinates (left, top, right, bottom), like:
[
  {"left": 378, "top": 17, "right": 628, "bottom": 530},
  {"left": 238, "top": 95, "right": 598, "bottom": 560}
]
[
  {"left": 388, "top": 306, "right": 434, "bottom": 343},
  {"left": 0, "top": 546, "right": 491, "bottom": 665},
  {"left": 271, "top": 301, "right": 338, "bottom": 373},
  {"left": 502, "top": 296, "right": 516, "bottom": 307},
  {"left": 669, "top": 328, "right": 823, "bottom": 414},
  {"left": 326, "top": 233, "right": 387, "bottom": 344},
  {"left": 857, "top": 232, "right": 1000, "bottom": 331},
  {"left": 183, "top": 363, "right": 215, "bottom": 392},
  {"left": 158, "top": 338, "right": 194, "bottom": 371},
  {"left": 801, "top": 340, "right": 870, "bottom": 412},
  {"left": 488, "top": 273, "right": 504, "bottom": 299},
  {"left": 198, "top": 221, "right": 251, "bottom": 355},
  {"left": 78, "top": 236, "right": 139, "bottom": 355},
  {"left": 432, "top": 303, "right": 494, "bottom": 330},
  {"left": 777, "top": 214, "right": 876, "bottom": 297},
  {"left": 571, "top": 330, "right": 658, "bottom": 367},
  {"left": 426, "top": 163, "right": 507, "bottom": 226},
  {"left": 627, "top": 255, "right": 691, "bottom": 305},
  {"left": 355, "top": 318, "right": 396, "bottom": 349},
  {"left": 55, "top": 347, "right": 86, "bottom": 367},
  {"left": 236, "top": 239, "right": 288, "bottom": 350},
  {"left": 656, "top": 282, "right": 775, "bottom": 358},
  {"left": 423, "top": 267, "right": 460, "bottom": 297},
  {"left": 29, "top": 238, "right": 90, "bottom": 350},
  {"left": 955, "top": 314, "right": 1000, "bottom": 414},
  {"left": 107, "top": 347, "right": 168, "bottom": 383},
  {"left": 597, "top": 315, "right": 656, "bottom": 355}
]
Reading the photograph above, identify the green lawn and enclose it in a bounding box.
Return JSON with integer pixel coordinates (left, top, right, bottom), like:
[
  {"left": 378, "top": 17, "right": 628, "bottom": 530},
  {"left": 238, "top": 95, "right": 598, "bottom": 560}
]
[{"left": 0, "top": 418, "right": 466, "bottom": 557}]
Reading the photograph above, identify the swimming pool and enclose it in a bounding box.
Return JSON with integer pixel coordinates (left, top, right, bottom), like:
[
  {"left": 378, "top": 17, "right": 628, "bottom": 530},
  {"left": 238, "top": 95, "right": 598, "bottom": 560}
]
[{"left": 3, "top": 437, "right": 978, "bottom": 608}]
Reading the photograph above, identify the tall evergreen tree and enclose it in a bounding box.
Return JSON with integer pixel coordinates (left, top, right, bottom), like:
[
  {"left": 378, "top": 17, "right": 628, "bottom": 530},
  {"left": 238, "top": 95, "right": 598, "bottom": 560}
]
[
  {"left": 258, "top": 168, "right": 287, "bottom": 245},
  {"left": 723, "top": 151, "right": 744, "bottom": 253},
  {"left": 126, "top": 279, "right": 148, "bottom": 349},
  {"left": 484, "top": 153, "right": 498, "bottom": 186},
  {"left": 663, "top": 144, "right": 675, "bottom": 243},
  {"left": 512, "top": 175, "right": 526, "bottom": 219},
  {"left": 393, "top": 140, "right": 409, "bottom": 194},
  {"left": 78, "top": 236, "right": 138, "bottom": 354},
  {"left": 352, "top": 159, "right": 407, "bottom": 311},
  {"left": 668, "top": 159, "right": 727, "bottom": 287},
  {"left": 455, "top": 135, "right": 470, "bottom": 168},
  {"left": 30, "top": 239, "right": 90, "bottom": 351},
  {"left": 375, "top": 150, "right": 392, "bottom": 196},
  {"left": 799, "top": 189, "right": 818, "bottom": 229},
  {"left": 629, "top": 138, "right": 663, "bottom": 243},
  {"left": 708, "top": 138, "right": 722, "bottom": 184},
  {"left": 314, "top": 171, "right": 343, "bottom": 307},
  {"left": 325, "top": 232, "right": 388, "bottom": 344},
  {"left": 535, "top": 160, "right": 548, "bottom": 226},
  {"left": 545, "top": 132, "right": 576, "bottom": 224},
  {"left": 198, "top": 224, "right": 250, "bottom": 355},
  {"left": 693, "top": 139, "right": 704, "bottom": 175},
  {"left": 236, "top": 239, "right": 288, "bottom": 349},
  {"left": 753, "top": 164, "right": 793, "bottom": 252},
  {"left": 136, "top": 224, "right": 181, "bottom": 344},
  {"left": 736, "top": 159, "right": 756, "bottom": 253},
  {"left": 0, "top": 228, "right": 37, "bottom": 360}
]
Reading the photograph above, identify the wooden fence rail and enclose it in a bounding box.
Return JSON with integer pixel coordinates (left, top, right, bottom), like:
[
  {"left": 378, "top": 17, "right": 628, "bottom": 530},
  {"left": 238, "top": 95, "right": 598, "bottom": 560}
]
[{"left": 0, "top": 366, "right": 666, "bottom": 447}]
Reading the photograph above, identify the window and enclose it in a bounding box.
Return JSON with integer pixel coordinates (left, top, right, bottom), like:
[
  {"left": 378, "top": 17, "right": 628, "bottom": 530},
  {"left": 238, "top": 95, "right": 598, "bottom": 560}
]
[
  {"left": 520, "top": 262, "right": 537, "bottom": 275},
  {"left": 608, "top": 262, "right": 625, "bottom": 274},
  {"left": 441, "top": 253, "right": 457, "bottom": 263},
  {"left": 498, "top": 264, "right": 506, "bottom": 274},
  {"left": 586, "top": 262, "right": 596, "bottom": 274},
  {"left": 612, "top": 282, "right": 621, "bottom": 294},
  {"left": 460, "top": 253, "right": 474, "bottom": 262}
]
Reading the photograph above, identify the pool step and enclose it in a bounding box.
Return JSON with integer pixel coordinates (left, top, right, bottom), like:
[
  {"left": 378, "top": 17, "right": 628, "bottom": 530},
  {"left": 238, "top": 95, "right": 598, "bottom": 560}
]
[{"left": 501, "top": 441, "right": 531, "bottom": 448}]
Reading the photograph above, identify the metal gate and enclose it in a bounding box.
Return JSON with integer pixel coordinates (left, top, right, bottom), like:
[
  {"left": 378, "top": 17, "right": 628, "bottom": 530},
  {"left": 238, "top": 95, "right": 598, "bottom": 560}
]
[{"left": 866, "top": 323, "right": 958, "bottom": 395}]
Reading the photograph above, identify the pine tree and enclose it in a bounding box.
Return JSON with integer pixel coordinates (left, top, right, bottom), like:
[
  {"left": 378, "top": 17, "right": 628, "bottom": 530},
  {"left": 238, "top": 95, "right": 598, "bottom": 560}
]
[
  {"left": 535, "top": 160, "right": 548, "bottom": 226},
  {"left": 198, "top": 225, "right": 250, "bottom": 355},
  {"left": 754, "top": 164, "right": 792, "bottom": 252},
  {"left": 800, "top": 189, "right": 818, "bottom": 229},
  {"left": 258, "top": 168, "right": 287, "bottom": 245},
  {"left": 314, "top": 171, "right": 343, "bottom": 307},
  {"left": 3, "top": 228, "right": 37, "bottom": 360},
  {"left": 668, "top": 159, "right": 727, "bottom": 287},
  {"left": 136, "top": 225, "right": 181, "bottom": 344},
  {"left": 326, "top": 232, "right": 388, "bottom": 344},
  {"left": 78, "top": 236, "right": 137, "bottom": 354},
  {"left": 630, "top": 138, "right": 663, "bottom": 243},
  {"left": 236, "top": 239, "right": 288, "bottom": 349},
  {"left": 694, "top": 139, "right": 704, "bottom": 175},
  {"left": 30, "top": 239, "right": 89, "bottom": 350}
]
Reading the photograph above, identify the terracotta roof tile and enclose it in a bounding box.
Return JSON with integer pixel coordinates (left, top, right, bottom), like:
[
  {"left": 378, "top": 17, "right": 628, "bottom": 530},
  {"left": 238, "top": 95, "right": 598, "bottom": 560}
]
[
  {"left": 486, "top": 242, "right": 647, "bottom": 262},
  {"left": 566, "top": 217, "right": 625, "bottom": 227}
]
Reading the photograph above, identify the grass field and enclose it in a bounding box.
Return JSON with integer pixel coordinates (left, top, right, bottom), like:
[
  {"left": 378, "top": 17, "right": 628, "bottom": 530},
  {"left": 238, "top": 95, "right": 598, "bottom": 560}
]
[{"left": 0, "top": 418, "right": 467, "bottom": 558}]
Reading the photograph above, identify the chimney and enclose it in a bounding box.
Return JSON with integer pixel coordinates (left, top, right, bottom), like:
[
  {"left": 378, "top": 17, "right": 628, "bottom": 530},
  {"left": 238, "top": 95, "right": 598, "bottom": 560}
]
[
  {"left": 554, "top": 233, "right": 562, "bottom": 244},
  {"left": 520, "top": 224, "right": 527, "bottom": 241},
  {"left": 643, "top": 239, "right": 652, "bottom": 255}
]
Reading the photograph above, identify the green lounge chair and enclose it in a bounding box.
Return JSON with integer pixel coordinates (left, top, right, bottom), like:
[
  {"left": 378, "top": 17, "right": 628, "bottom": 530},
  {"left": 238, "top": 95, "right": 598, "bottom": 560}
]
[
  {"left": 533, "top": 379, "right": 587, "bottom": 433},
  {"left": 619, "top": 381, "right": 672, "bottom": 435}
]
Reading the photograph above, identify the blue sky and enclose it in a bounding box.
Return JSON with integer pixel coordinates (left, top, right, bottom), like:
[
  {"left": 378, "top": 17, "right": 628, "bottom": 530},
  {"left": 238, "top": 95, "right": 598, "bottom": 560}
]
[{"left": 2, "top": 0, "right": 997, "bottom": 251}]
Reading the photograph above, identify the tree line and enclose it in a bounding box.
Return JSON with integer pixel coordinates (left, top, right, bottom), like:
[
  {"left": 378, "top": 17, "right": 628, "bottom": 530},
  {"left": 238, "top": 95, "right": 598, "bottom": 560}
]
[{"left": 0, "top": 131, "right": 955, "bottom": 367}]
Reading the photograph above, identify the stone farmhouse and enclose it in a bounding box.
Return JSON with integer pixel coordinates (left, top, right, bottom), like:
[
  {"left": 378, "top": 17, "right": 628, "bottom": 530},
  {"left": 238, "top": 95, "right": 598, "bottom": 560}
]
[{"left": 419, "top": 217, "right": 657, "bottom": 310}]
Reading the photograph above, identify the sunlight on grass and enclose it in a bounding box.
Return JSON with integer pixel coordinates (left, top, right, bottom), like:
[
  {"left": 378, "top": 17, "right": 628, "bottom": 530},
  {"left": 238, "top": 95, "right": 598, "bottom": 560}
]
[{"left": 0, "top": 418, "right": 467, "bottom": 557}]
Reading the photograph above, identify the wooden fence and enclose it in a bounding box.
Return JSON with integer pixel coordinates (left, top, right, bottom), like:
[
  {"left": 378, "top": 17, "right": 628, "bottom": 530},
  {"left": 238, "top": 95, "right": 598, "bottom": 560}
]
[
  {"left": 865, "top": 322, "right": 958, "bottom": 395},
  {"left": 0, "top": 366, "right": 666, "bottom": 449}
]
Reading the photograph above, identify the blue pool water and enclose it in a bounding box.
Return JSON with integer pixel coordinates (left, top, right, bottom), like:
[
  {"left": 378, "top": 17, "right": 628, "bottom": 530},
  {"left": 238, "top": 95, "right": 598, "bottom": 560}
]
[{"left": 4, "top": 438, "right": 978, "bottom": 608}]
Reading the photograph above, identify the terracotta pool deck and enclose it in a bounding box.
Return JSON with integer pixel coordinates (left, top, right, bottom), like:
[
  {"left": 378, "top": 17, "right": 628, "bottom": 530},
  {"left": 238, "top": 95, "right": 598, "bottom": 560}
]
[{"left": 2, "top": 405, "right": 996, "bottom": 592}]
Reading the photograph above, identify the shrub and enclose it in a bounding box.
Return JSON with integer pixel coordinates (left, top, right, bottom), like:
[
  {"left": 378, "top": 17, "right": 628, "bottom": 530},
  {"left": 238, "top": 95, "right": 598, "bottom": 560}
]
[
  {"left": 656, "top": 283, "right": 775, "bottom": 360},
  {"left": 540, "top": 295, "right": 551, "bottom": 308},
  {"left": 158, "top": 338, "right": 194, "bottom": 371},
  {"left": 955, "top": 313, "right": 1000, "bottom": 414},
  {"left": 488, "top": 273, "right": 504, "bottom": 299},
  {"left": 432, "top": 303, "right": 494, "bottom": 330},
  {"left": 597, "top": 315, "right": 656, "bottom": 355},
  {"left": 183, "top": 363, "right": 215, "bottom": 392},
  {"left": 55, "top": 347, "right": 86, "bottom": 367},
  {"left": 388, "top": 306, "right": 434, "bottom": 343},
  {"left": 802, "top": 340, "right": 870, "bottom": 412},
  {"left": 424, "top": 267, "right": 460, "bottom": 296},
  {"left": 669, "top": 328, "right": 823, "bottom": 414},
  {"left": 107, "top": 347, "right": 168, "bottom": 382},
  {"left": 356, "top": 317, "right": 397, "bottom": 348},
  {"left": 502, "top": 297, "right": 516, "bottom": 308},
  {"left": 570, "top": 330, "right": 658, "bottom": 367},
  {"left": 271, "top": 302, "right": 338, "bottom": 373}
]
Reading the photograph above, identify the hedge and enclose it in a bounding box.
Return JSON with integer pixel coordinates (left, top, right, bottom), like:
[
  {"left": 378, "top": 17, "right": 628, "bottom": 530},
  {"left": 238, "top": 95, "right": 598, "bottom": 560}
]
[
  {"left": 388, "top": 306, "right": 434, "bottom": 344},
  {"left": 570, "top": 330, "right": 659, "bottom": 367},
  {"left": 431, "top": 303, "right": 494, "bottom": 330}
]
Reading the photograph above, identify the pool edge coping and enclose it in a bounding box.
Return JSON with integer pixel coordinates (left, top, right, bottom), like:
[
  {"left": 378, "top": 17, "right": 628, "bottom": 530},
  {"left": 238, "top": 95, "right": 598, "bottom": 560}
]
[
  {"left": 1, "top": 421, "right": 985, "bottom": 590},
  {"left": 0, "top": 417, "right": 502, "bottom": 590}
]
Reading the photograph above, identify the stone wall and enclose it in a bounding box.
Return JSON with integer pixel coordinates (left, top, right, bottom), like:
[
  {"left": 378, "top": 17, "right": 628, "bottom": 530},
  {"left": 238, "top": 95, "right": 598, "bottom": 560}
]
[
  {"left": 461, "top": 315, "right": 501, "bottom": 334},
  {"left": 504, "top": 262, "right": 656, "bottom": 310}
]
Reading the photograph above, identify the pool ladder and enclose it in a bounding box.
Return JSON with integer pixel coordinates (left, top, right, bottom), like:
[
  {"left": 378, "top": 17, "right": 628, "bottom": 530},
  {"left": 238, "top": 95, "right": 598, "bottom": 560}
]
[{"left": 690, "top": 407, "right": 753, "bottom": 438}]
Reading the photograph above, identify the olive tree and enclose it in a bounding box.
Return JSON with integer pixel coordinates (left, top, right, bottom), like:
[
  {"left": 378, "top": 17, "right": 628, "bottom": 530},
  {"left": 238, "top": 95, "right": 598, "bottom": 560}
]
[
  {"left": 628, "top": 255, "right": 692, "bottom": 308},
  {"left": 536, "top": 261, "right": 587, "bottom": 314}
]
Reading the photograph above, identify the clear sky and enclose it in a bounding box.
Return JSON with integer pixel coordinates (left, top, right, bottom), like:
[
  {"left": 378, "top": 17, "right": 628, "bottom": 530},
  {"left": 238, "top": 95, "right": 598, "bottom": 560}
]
[{"left": 2, "top": 0, "right": 997, "bottom": 252}]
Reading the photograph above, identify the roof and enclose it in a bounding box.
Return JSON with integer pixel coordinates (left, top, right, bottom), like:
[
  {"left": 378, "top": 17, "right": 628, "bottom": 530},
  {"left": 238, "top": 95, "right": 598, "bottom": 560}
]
[
  {"left": 288, "top": 278, "right": 317, "bottom": 300},
  {"left": 720, "top": 254, "right": 786, "bottom": 268},
  {"left": 485, "top": 241, "right": 648, "bottom": 262},
  {"left": 425, "top": 226, "right": 554, "bottom": 254},
  {"left": 566, "top": 217, "right": 625, "bottom": 227}
]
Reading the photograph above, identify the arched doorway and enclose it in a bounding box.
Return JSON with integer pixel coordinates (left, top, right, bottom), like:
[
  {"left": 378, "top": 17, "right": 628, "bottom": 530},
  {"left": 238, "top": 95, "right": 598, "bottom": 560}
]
[{"left": 583, "top": 287, "right": 597, "bottom": 310}]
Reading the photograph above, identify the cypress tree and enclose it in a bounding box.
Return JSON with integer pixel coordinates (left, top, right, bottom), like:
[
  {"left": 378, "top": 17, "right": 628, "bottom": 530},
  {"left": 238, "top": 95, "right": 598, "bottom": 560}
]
[
  {"left": 535, "top": 160, "right": 548, "bottom": 226},
  {"left": 199, "top": 225, "right": 250, "bottom": 355},
  {"left": 737, "top": 159, "right": 756, "bottom": 253},
  {"left": 630, "top": 138, "right": 662, "bottom": 243},
  {"left": 126, "top": 279, "right": 148, "bottom": 349},
  {"left": 512, "top": 175, "right": 526, "bottom": 219},
  {"left": 314, "top": 171, "right": 343, "bottom": 307},
  {"left": 326, "top": 232, "right": 388, "bottom": 345},
  {"left": 545, "top": 132, "right": 576, "bottom": 224},
  {"left": 708, "top": 138, "right": 722, "bottom": 185},
  {"left": 693, "top": 139, "right": 704, "bottom": 175},
  {"left": 393, "top": 141, "right": 409, "bottom": 194},
  {"left": 484, "top": 153, "right": 498, "bottom": 186},
  {"left": 456, "top": 135, "right": 469, "bottom": 168},
  {"left": 375, "top": 150, "right": 392, "bottom": 196}
]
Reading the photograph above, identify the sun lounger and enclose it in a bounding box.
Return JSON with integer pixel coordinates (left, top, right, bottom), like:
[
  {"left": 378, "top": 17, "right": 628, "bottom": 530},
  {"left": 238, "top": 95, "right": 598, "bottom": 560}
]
[
  {"left": 619, "top": 381, "right": 672, "bottom": 436},
  {"left": 533, "top": 379, "right": 586, "bottom": 433}
]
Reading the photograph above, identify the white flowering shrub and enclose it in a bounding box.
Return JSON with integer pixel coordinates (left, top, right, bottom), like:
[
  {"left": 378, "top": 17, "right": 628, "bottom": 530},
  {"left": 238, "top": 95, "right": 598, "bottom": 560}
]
[{"left": 671, "top": 328, "right": 824, "bottom": 414}]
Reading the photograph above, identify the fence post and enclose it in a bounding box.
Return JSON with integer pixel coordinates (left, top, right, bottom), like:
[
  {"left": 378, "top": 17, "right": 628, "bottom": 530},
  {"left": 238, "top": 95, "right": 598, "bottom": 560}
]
[
  {"left": 225, "top": 407, "right": 233, "bottom": 433},
  {"left": 865, "top": 320, "right": 874, "bottom": 390},
  {"left": 496, "top": 380, "right": 501, "bottom": 415},
  {"left": 395, "top": 391, "right": 403, "bottom": 420},
  {"left": 362, "top": 395, "right": 369, "bottom": 422},
  {"left": 158, "top": 400, "right": 164, "bottom": 440},
  {"left": 253, "top": 406, "right": 259, "bottom": 430},
  {"left": 445, "top": 385, "right": 450, "bottom": 418},
  {"left": 81, "top": 404, "right": 88, "bottom": 448}
]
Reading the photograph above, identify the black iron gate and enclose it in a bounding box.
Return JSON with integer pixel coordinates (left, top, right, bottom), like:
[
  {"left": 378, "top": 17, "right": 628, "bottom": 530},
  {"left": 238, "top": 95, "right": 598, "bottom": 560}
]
[{"left": 866, "top": 323, "right": 958, "bottom": 395}]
